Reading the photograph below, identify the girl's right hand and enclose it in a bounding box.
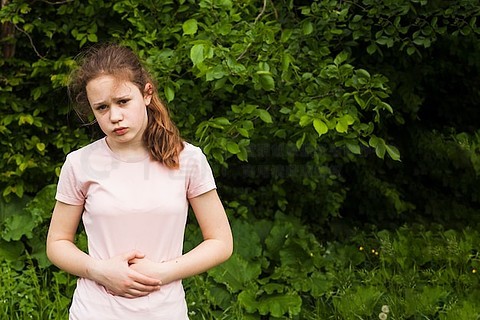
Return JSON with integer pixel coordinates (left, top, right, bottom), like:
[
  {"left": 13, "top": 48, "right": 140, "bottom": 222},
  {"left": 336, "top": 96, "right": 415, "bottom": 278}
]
[{"left": 87, "top": 250, "right": 161, "bottom": 298}]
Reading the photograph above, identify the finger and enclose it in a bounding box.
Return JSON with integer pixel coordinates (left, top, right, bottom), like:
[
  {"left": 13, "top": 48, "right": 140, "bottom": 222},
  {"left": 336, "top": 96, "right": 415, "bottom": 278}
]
[
  {"left": 134, "top": 283, "right": 161, "bottom": 293},
  {"left": 123, "top": 250, "right": 145, "bottom": 261},
  {"left": 130, "top": 270, "right": 162, "bottom": 286},
  {"left": 121, "top": 291, "right": 149, "bottom": 299},
  {"left": 123, "top": 286, "right": 157, "bottom": 298}
]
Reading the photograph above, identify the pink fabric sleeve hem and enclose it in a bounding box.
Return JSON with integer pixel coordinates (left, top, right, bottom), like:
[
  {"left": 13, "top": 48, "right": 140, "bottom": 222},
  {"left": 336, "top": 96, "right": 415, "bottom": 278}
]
[
  {"left": 55, "top": 193, "right": 85, "bottom": 206},
  {"left": 187, "top": 183, "right": 216, "bottom": 199}
]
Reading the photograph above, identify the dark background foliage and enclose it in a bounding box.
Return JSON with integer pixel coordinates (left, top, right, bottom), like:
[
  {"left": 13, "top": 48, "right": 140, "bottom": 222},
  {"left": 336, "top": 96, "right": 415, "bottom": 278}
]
[
  {"left": 1, "top": 0, "right": 479, "bottom": 253},
  {"left": 1, "top": 0, "right": 480, "bottom": 318}
]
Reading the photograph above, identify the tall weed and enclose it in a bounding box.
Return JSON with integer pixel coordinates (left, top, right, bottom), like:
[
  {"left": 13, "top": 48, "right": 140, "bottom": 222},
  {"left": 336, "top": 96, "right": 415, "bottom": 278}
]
[
  {"left": 2, "top": 220, "right": 479, "bottom": 319},
  {"left": 0, "top": 259, "right": 75, "bottom": 320}
]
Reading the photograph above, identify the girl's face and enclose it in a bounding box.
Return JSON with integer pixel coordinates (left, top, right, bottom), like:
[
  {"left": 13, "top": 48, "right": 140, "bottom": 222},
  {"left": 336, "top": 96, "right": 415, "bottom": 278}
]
[{"left": 86, "top": 75, "right": 152, "bottom": 150}]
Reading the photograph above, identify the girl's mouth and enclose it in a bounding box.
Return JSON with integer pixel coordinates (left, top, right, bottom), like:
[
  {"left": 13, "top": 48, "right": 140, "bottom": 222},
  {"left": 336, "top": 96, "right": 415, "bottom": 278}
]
[{"left": 113, "top": 127, "right": 128, "bottom": 135}]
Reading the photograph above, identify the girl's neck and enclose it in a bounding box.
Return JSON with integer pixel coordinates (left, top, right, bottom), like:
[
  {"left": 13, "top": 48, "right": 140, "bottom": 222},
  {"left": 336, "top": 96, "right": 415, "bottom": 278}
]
[{"left": 105, "top": 137, "right": 149, "bottom": 162}]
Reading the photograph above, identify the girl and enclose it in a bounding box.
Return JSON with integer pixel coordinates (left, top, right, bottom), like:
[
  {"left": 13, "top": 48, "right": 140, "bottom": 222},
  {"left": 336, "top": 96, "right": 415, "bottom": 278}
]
[{"left": 46, "top": 44, "right": 233, "bottom": 320}]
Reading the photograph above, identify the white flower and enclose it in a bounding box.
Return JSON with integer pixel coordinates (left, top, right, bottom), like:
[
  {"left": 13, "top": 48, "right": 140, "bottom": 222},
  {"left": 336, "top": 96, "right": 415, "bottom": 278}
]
[
  {"left": 379, "top": 312, "right": 388, "bottom": 320},
  {"left": 382, "top": 305, "right": 390, "bottom": 313}
]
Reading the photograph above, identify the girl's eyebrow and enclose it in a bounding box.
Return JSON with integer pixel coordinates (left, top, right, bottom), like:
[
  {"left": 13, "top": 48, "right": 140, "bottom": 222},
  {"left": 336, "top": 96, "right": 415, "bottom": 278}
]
[
  {"left": 91, "top": 95, "right": 130, "bottom": 107},
  {"left": 91, "top": 100, "right": 107, "bottom": 108}
]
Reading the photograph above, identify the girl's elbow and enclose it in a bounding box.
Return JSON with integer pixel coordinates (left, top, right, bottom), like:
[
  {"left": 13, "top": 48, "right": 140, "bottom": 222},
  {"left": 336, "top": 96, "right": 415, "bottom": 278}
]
[
  {"left": 45, "top": 240, "right": 56, "bottom": 264},
  {"left": 223, "top": 237, "right": 234, "bottom": 261},
  {"left": 45, "top": 237, "right": 64, "bottom": 265}
]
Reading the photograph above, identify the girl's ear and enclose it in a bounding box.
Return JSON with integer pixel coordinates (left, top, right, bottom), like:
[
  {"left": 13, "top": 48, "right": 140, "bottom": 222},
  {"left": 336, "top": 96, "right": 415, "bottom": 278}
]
[{"left": 143, "top": 83, "right": 153, "bottom": 105}]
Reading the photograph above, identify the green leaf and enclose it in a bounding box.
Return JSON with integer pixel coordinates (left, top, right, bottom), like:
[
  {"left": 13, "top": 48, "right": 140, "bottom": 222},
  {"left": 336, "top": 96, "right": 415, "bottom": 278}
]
[
  {"left": 206, "top": 65, "right": 226, "bottom": 81},
  {"left": 209, "top": 254, "right": 262, "bottom": 292},
  {"left": 264, "top": 283, "right": 285, "bottom": 294},
  {"left": 369, "top": 136, "right": 379, "bottom": 147},
  {"left": 212, "top": 149, "right": 224, "bottom": 163},
  {"left": 0, "top": 239, "right": 25, "bottom": 262},
  {"left": 87, "top": 33, "right": 98, "bottom": 42},
  {"left": 2, "top": 213, "right": 36, "bottom": 241},
  {"left": 207, "top": 285, "right": 232, "bottom": 310},
  {"left": 369, "top": 136, "right": 386, "bottom": 159},
  {"left": 343, "top": 114, "right": 355, "bottom": 125},
  {"left": 29, "top": 237, "right": 50, "bottom": 268},
  {"left": 231, "top": 220, "right": 263, "bottom": 259},
  {"left": 226, "top": 141, "right": 240, "bottom": 154},
  {"left": 376, "top": 145, "right": 386, "bottom": 158},
  {"left": 335, "top": 119, "right": 348, "bottom": 133},
  {"left": 354, "top": 94, "right": 366, "bottom": 108},
  {"left": 238, "top": 289, "right": 260, "bottom": 314},
  {"left": 164, "top": 84, "right": 175, "bottom": 102},
  {"left": 213, "top": 117, "right": 230, "bottom": 126},
  {"left": 379, "top": 101, "right": 393, "bottom": 113},
  {"left": 32, "top": 87, "right": 42, "bottom": 100},
  {"left": 257, "top": 109, "right": 273, "bottom": 123},
  {"left": 237, "top": 127, "right": 249, "bottom": 138},
  {"left": 0, "top": 195, "right": 30, "bottom": 226},
  {"left": 239, "top": 290, "right": 302, "bottom": 317},
  {"left": 296, "top": 133, "right": 306, "bottom": 149},
  {"left": 19, "top": 114, "right": 34, "bottom": 125},
  {"left": 280, "top": 29, "right": 293, "bottom": 43},
  {"left": 182, "top": 19, "right": 198, "bottom": 35},
  {"left": 335, "top": 114, "right": 355, "bottom": 133},
  {"left": 302, "top": 21, "right": 313, "bottom": 35},
  {"left": 386, "top": 144, "right": 401, "bottom": 161},
  {"left": 367, "top": 43, "right": 377, "bottom": 55},
  {"left": 330, "top": 28, "right": 344, "bottom": 35},
  {"left": 313, "top": 119, "right": 328, "bottom": 136},
  {"left": 237, "top": 147, "right": 248, "bottom": 161},
  {"left": 259, "top": 74, "right": 275, "bottom": 91},
  {"left": 334, "top": 51, "right": 348, "bottom": 66},
  {"left": 36, "top": 142, "right": 46, "bottom": 152},
  {"left": 356, "top": 69, "right": 371, "bottom": 79},
  {"left": 299, "top": 115, "right": 311, "bottom": 127},
  {"left": 346, "top": 141, "right": 361, "bottom": 154},
  {"left": 309, "top": 273, "right": 334, "bottom": 297},
  {"left": 190, "top": 44, "right": 204, "bottom": 66}
]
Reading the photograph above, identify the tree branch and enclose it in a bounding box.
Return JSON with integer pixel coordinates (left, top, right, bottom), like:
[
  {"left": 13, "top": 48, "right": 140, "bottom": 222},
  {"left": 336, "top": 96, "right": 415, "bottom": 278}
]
[
  {"left": 237, "top": 0, "right": 275, "bottom": 61},
  {"left": 254, "top": 0, "right": 268, "bottom": 24},
  {"left": 14, "top": 24, "right": 45, "bottom": 59}
]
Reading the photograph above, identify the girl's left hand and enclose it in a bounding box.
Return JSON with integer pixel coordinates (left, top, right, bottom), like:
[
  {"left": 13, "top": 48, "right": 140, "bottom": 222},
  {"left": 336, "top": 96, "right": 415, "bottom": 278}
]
[{"left": 129, "top": 257, "right": 172, "bottom": 285}]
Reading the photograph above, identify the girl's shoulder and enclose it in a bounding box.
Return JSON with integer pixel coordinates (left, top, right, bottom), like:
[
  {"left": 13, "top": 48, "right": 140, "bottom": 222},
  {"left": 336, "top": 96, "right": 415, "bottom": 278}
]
[
  {"left": 63, "top": 138, "right": 107, "bottom": 163},
  {"left": 179, "top": 141, "right": 206, "bottom": 160},
  {"left": 181, "top": 141, "right": 200, "bottom": 152}
]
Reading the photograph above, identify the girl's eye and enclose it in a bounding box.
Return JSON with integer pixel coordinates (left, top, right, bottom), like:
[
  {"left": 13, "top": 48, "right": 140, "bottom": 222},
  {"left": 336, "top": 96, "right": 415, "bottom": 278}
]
[
  {"left": 118, "top": 99, "right": 129, "bottom": 105},
  {"left": 96, "top": 105, "right": 108, "bottom": 111}
]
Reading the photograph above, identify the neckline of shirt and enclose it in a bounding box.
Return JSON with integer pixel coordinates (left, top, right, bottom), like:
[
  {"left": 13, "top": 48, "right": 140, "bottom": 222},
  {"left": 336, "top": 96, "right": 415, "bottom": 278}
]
[{"left": 101, "top": 137, "right": 150, "bottom": 163}]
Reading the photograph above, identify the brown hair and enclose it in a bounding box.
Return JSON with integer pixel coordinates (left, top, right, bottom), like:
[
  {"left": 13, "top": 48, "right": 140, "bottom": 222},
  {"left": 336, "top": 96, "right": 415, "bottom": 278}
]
[{"left": 68, "top": 43, "right": 184, "bottom": 169}]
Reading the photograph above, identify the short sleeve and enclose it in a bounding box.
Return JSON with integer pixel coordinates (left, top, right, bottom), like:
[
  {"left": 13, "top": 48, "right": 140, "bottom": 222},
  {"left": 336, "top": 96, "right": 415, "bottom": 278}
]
[
  {"left": 55, "top": 154, "right": 86, "bottom": 205},
  {"left": 185, "top": 146, "right": 216, "bottom": 199}
]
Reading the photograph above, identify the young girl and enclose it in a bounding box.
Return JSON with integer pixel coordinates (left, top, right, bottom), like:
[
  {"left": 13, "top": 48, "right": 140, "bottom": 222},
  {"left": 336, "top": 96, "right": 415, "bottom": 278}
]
[{"left": 46, "top": 44, "right": 233, "bottom": 320}]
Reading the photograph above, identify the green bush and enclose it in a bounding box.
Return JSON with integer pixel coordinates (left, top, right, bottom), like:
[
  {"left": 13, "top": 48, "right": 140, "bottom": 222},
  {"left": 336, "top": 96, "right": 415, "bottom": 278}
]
[
  {"left": 0, "top": 259, "right": 76, "bottom": 320},
  {"left": 1, "top": 0, "right": 479, "bottom": 250},
  {"left": 1, "top": 1, "right": 480, "bottom": 318},
  {"left": 2, "top": 219, "right": 479, "bottom": 319},
  {"left": 185, "top": 221, "right": 480, "bottom": 319}
]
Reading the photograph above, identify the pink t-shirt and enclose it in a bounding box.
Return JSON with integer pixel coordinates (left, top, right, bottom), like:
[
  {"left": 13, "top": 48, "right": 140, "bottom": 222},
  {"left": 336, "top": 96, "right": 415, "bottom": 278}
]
[{"left": 55, "top": 138, "right": 216, "bottom": 320}]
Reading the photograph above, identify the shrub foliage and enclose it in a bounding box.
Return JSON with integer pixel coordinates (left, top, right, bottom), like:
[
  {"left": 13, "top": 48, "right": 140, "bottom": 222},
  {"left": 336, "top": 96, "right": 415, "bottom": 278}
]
[{"left": 1, "top": 0, "right": 480, "bottom": 318}]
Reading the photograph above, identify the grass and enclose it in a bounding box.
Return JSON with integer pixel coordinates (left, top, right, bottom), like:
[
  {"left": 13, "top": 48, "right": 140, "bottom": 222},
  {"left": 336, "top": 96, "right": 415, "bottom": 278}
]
[{"left": 1, "top": 225, "right": 480, "bottom": 319}]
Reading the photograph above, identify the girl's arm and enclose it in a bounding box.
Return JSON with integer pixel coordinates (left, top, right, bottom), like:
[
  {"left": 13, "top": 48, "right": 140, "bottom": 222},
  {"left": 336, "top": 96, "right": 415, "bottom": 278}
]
[
  {"left": 129, "top": 189, "right": 233, "bottom": 283},
  {"left": 46, "top": 201, "right": 161, "bottom": 298}
]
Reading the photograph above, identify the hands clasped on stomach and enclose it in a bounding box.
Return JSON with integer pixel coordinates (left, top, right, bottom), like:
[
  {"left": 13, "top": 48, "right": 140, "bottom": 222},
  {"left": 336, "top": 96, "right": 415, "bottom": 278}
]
[{"left": 89, "top": 250, "right": 166, "bottom": 299}]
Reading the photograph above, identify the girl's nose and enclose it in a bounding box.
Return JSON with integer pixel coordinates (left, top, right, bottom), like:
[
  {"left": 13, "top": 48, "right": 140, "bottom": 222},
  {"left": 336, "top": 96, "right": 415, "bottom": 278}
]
[{"left": 109, "top": 105, "right": 123, "bottom": 122}]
